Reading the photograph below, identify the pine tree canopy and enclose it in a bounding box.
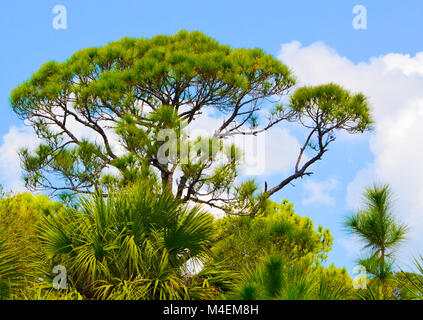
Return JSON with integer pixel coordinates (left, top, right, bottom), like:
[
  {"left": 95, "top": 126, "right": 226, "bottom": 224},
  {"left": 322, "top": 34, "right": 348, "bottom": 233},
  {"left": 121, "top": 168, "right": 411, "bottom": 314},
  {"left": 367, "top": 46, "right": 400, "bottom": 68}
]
[{"left": 10, "top": 30, "right": 372, "bottom": 215}]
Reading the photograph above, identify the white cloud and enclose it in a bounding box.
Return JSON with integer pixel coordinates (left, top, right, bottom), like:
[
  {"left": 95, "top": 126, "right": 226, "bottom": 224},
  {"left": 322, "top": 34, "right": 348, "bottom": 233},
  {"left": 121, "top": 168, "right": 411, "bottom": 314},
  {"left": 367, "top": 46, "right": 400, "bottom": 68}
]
[
  {"left": 279, "top": 41, "right": 423, "bottom": 261},
  {"left": 340, "top": 235, "right": 366, "bottom": 260},
  {"left": 183, "top": 108, "right": 302, "bottom": 218},
  {"left": 302, "top": 177, "right": 339, "bottom": 206},
  {"left": 0, "top": 126, "right": 39, "bottom": 192},
  {"left": 345, "top": 163, "right": 378, "bottom": 211},
  {"left": 185, "top": 107, "right": 301, "bottom": 177}
]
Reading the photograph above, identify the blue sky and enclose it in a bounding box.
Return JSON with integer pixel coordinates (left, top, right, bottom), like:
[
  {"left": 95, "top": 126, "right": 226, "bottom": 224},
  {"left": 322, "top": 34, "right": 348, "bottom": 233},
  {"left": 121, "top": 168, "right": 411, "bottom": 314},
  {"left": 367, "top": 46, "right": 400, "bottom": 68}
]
[{"left": 1, "top": 0, "right": 423, "bottom": 275}]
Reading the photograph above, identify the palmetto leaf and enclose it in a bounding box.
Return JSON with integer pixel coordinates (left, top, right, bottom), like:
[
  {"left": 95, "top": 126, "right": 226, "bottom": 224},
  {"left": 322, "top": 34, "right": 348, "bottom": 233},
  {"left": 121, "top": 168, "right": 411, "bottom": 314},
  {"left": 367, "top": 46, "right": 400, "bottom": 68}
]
[
  {"left": 397, "top": 254, "right": 423, "bottom": 300},
  {"left": 36, "top": 181, "right": 223, "bottom": 299},
  {"left": 0, "top": 227, "right": 23, "bottom": 299}
]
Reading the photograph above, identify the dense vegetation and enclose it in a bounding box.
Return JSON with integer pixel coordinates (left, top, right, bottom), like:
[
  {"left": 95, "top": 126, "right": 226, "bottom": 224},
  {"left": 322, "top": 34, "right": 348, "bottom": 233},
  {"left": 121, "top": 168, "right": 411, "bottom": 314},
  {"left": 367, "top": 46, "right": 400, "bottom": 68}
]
[
  {"left": 1, "top": 31, "right": 420, "bottom": 300},
  {"left": 1, "top": 181, "right": 419, "bottom": 300}
]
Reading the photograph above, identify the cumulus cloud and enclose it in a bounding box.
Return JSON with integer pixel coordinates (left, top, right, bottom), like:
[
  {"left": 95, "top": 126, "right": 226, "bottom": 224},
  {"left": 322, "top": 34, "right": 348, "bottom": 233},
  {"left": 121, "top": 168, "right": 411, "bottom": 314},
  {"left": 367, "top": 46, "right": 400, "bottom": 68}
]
[
  {"left": 0, "top": 126, "right": 39, "bottom": 192},
  {"left": 279, "top": 41, "right": 423, "bottom": 261},
  {"left": 185, "top": 107, "right": 302, "bottom": 177},
  {"left": 183, "top": 107, "right": 302, "bottom": 218},
  {"left": 302, "top": 177, "right": 339, "bottom": 206},
  {"left": 345, "top": 163, "right": 378, "bottom": 210}
]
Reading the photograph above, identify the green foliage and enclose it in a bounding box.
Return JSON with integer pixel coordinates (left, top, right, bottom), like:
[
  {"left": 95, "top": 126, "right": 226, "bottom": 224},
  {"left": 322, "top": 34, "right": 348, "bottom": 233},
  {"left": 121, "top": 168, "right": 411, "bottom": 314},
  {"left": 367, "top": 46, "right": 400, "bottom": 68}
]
[
  {"left": 344, "top": 184, "right": 408, "bottom": 299},
  {"left": 208, "top": 199, "right": 352, "bottom": 300},
  {"left": 10, "top": 30, "right": 294, "bottom": 203},
  {"left": 3, "top": 31, "right": 379, "bottom": 300},
  {"left": 0, "top": 193, "right": 63, "bottom": 258},
  {"left": 224, "top": 180, "right": 265, "bottom": 215},
  {"left": 345, "top": 184, "right": 408, "bottom": 260},
  {"left": 290, "top": 83, "right": 372, "bottom": 134},
  {"left": 0, "top": 192, "right": 64, "bottom": 299},
  {"left": 228, "top": 254, "right": 352, "bottom": 300},
  {"left": 17, "top": 281, "right": 84, "bottom": 300},
  {"left": 395, "top": 255, "right": 423, "bottom": 300},
  {"left": 0, "top": 193, "right": 63, "bottom": 260},
  {"left": 10, "top": 31, "right": 372, "bottom": 217},
  {"left": 34, "top": 182, "right": 231, "bottom": 300},
  {"left": 0, "top": 227, "right": 23, "bottom": 299},
  {"left": 209, "top": 200, "right": 333, "bottom": 273}
]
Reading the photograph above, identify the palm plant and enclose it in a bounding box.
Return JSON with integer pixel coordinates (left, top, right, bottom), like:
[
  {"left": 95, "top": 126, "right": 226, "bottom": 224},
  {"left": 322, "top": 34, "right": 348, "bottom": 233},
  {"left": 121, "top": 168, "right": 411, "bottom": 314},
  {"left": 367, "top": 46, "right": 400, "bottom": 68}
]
[
  {"left": 0, "top": 227, "right": 23, "bottom": 299},
  {"left": 229, "top": 254, "right": 352, "bottom": 300},
  {"left": 35, "top": 181, "right": 230, "bottom": 300},
  {"left": 344, "top": 184, "right": 408, "bottom": 299}
]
